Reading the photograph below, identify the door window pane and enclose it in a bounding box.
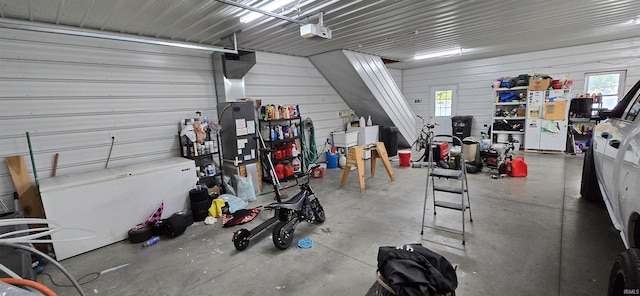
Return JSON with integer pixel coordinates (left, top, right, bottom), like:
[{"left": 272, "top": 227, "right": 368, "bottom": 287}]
[{"left": 434, "top": 90, "right": 452, "bottom": 117}]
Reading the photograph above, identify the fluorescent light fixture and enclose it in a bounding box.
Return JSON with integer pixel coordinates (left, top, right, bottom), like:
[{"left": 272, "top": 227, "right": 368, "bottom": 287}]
[
  {"left": 414, "top": 48, "right": 462, "bottom": 60},
  {"left": 240, "top": 0, "right": 296, "bottom": 23}
]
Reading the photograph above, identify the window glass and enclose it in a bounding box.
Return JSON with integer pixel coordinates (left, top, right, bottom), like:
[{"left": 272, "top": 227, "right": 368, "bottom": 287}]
[
  {"left": 434, "top": 90, "right": 452, "bottom": 117},
  {"left": 623, "top": 92, "right": 640, "bottom": 121},
  {"left": 585, "top": 70, "right": 626, "bottom": 110}
]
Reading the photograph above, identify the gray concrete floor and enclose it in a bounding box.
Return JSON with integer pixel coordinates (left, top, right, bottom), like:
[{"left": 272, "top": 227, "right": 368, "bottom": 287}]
[{"left": 40, "top": 152, "right": 624, "bottom": 295}]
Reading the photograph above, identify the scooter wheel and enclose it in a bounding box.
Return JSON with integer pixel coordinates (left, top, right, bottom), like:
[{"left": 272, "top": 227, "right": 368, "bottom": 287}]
[
  {"left": 311, "top": 199, "right": 325, "bottom": 224},
  {"left": 272, "top": 221, "right": 294, "bottom": 250},
  {"left": 233, "top": 229, "right": 251, "bottom": 251}
]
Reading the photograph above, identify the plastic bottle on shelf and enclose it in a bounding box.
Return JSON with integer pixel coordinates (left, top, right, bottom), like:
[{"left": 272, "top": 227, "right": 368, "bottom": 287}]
[
  {"left": 271, "top": 127, "right": 277, "bottom": 141},
  {"left": 359, "top": 116, "right": 366, "bottom": 127},
  {"left": 291, "top": 143, "right": 299, "bottom": 157},
  {"left": 367, "top": 115, "right": 372, "bottom": 126},
  {"left": 292, "top": 158, "right": 301, "bottom": 173},
  {"left": 278, "top": 126, "right": 284, "bottom": 140},
  {"left": 207, "top": 165, "right": 215, "bottom": 176},
  {"left": 141, "top": 236, "right": 159, "bottom": 248}
]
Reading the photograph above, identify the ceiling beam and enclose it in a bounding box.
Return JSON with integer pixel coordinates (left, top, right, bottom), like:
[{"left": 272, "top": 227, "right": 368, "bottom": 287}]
[{"left": 0, "top": 19, "right": 238, "bottom": 53}]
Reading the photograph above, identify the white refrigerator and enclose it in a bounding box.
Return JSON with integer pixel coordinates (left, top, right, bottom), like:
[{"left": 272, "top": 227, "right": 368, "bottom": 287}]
[
  {"left": 525, "top": 91, "right": 544, "bottom": 150},
  {"left": 525, "top": 89, "right": 570, "bottom": 151}
]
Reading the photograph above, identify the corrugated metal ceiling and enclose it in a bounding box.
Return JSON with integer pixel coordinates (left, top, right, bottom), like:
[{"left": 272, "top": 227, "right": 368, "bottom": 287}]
[{"left": 2, "top": 0, "right": 640, "bottom": 69}]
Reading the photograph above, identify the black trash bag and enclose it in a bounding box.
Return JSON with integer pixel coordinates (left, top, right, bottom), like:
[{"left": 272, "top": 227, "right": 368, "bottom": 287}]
[{"left": 377, "top": 244, "right": 457, "bottom": 296}]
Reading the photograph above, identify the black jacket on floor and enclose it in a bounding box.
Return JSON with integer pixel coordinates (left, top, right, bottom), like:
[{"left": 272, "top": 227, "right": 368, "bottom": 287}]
[{"left": 377, "top": 244, "right": 457, "bottom": 296}]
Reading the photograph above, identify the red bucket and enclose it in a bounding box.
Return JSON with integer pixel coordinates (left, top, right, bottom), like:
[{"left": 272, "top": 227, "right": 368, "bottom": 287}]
[
  {"left": 506, "top": 156, "right": 528, "bottom": 177},
  {"left": 398, "top": 150, "right": 411, "bottom": 167}
]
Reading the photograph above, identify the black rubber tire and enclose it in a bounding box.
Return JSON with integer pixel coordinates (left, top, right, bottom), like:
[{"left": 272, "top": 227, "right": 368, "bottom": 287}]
[
  {"left": 192, "top": 209, "right": 208, "bottom": 222},
  {"left": 233, "top": 229, "right": 251, "bottom": 251},
  {"left": 581, "top": 148, "right": 604, "bottom": 202},
  {"left": 311, "top": 199, "right": 325, "bottom": 224},
  {"left": 497, "top": 163, "right": 506, "bottom": 175},
  {"left": 189, "top": 188, "right": 209, "bottom": 203},
  {"left": 608, "top": 248, "right": 640, "bottom": 296},
  {"left": 273, "top": 220, "right": 294, "bottom": 250},
  {"left": 173, "top": 210, "right": 194, "bottom": 226},
  {"left": 128, "top": 225, "right": 153, "bottom": 243},
  {"left": 151, "top": 220, "right": 166, "bottom": 236},
  {"left": 191, "top": 198, "right": 212, "bottom": 212},
  {"left": 162, "top": 214, "right": 188, "bottom": 238}
]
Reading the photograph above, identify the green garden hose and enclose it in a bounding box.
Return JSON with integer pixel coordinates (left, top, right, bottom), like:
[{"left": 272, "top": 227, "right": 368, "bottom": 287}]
[{"left": 301, "top": 117, "right": 317, "bottom": 169}]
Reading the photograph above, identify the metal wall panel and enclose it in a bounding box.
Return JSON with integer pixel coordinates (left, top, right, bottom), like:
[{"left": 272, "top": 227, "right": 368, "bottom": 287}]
[
  {"left": 0, "top": 28, "right": 217, "bottom": 212},
  {"left": 388, "top": 68, "right": 402, "bottom": 91},
  {"left": 402, "top": 36, "right": 640, "bottom": 140},
  {"left": 244, "top": 51, "right": 348, "bottom": 157},
  {"left": 309, "top": 50, "right": 416, "bottom": 147}
]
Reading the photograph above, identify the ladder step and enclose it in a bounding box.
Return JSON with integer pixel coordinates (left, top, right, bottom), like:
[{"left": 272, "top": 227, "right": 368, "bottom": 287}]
[
  {"left": 431, "top": 168, "right": 462, "bottom": 179},
  {"left": 433, "top": 185, "right": 467, "bottom": 194},
  {"left": 434, "top": 201, "right": 468, "bottom": 211}
]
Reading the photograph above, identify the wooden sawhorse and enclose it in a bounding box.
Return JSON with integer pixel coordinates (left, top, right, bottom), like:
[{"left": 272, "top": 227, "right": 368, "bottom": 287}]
[{"left": 340, "top": 142, "right": 395, "bottom": 192}]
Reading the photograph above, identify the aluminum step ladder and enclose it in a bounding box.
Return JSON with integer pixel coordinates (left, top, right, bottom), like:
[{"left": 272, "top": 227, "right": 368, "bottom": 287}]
[{"left": 421, "top": 134, "right": 473, "bottom": 245}]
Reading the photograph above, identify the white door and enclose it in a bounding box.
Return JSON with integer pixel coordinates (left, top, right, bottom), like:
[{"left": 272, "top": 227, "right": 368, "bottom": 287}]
[{"left": 430, "top": 86, "right": 457, "bottom": 136}]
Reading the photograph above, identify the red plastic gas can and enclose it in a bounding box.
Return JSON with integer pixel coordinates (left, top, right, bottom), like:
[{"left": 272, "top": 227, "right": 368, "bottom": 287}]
[
  {"left": 275, "top": 164, "right": 285, "bottom": 180},
  {"left": 506, "top": 156, "right": 528, "bottom": 177}
]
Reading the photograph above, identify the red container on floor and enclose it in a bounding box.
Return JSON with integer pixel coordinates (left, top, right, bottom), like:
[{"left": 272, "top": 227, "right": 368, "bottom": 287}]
[
  {"left": 506, "top": 156, "right": 528, "bottom": 177},
  {"left": 398, "top": 150, "right": 411, "bottom": 167},
  {"left": 312, "top": 167, "right": 324, "bottom": 178}
]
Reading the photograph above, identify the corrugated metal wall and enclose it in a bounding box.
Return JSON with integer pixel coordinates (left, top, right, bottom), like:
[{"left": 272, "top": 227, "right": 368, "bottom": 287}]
[
  {"left": 244, "top": 51, "right": 349, "bottom": 155},
  {"left": 0, "top": 28, "right": 218, "bottom": 212},
  {"left": 402, "top": 36, "right": 640, "bottom": 138},
  {"left": 388, "top": 68, "right": 403, "bottom": 90},
  {"left": 0, "top": 33, "right": 347, "bottom": 212}
]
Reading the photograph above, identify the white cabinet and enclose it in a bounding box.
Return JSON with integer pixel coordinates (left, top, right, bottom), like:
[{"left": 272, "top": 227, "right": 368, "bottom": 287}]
[
  {"left": 524, "top": 89, "right": 571, "bottom": 151},
  {"left": 491, "top": 86, "right": 527, "bottom": 149}
]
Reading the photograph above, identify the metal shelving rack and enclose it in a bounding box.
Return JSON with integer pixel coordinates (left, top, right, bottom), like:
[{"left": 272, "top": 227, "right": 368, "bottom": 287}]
[
  {"left": 491, "top": 86, "right": 528, "bottom": 147},
  {"left": 178, "top": 129, "right": 223, "bottom": 188},
  {"left": 258, "top": 117, "right": 304, "bottom": 183}
]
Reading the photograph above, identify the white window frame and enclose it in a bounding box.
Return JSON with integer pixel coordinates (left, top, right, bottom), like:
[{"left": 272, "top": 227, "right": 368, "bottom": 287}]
[{"left": 584, "top": 70, "right": 627, "bottom": 110}]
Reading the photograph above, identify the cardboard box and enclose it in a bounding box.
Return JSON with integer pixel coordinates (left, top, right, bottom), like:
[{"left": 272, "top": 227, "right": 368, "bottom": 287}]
[
  {"left": 529, "top": 78, "right": 552, "bottom": 91},
  {"left": 543, "top": 100, "right": 568, "bottom": 120}
]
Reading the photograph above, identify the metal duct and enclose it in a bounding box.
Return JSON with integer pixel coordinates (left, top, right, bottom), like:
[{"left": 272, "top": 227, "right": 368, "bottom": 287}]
[
  {"left": 212, "top": 50, "right": 256, "bottom": 102},
  {"left": 309, "top": 50, "right": 416, "bottom": 147}
]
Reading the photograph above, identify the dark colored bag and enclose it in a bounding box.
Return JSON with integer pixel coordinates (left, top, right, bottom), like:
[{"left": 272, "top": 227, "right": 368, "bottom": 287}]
[{"left": 377, "top": 244, "right": 457, "bottom": 296}]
